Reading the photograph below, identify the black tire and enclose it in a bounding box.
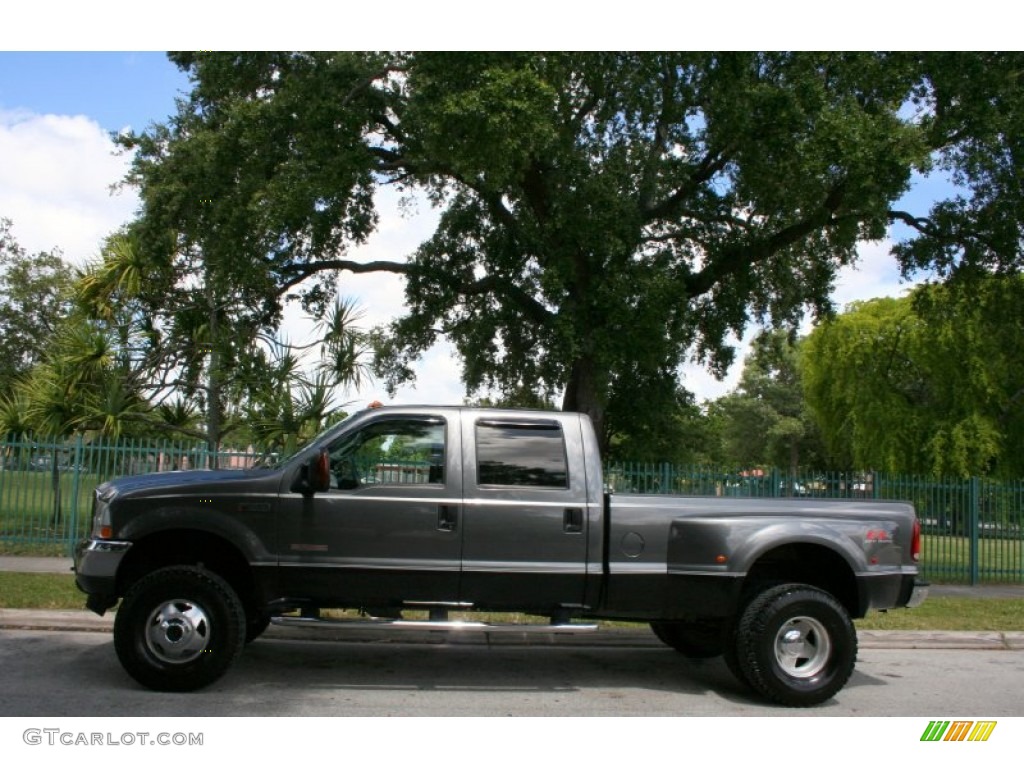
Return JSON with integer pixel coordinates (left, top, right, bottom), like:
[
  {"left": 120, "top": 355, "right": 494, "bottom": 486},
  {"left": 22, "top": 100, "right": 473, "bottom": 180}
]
[
  {"left": 733, "top": 583, "right": 857, "bottom": 707},
  {"left": 114, "top": 566, "right": 246, "bottom": 692},
  {"left": 721, "top": 620, "right": 752, "bottom": 689},
  {"left": 650, "top": 620, "right": 725, "bottom": 658}
]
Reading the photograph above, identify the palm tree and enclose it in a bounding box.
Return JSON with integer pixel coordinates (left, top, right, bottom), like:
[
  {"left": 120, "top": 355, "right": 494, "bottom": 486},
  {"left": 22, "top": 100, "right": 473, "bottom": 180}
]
[
  {"left": 316, "top": 297, "right": 372, "bottom": 391},
  {"left": 76, "top": 231, "right": 151, "bottom": 321},
  {"left": 0, "top": 391, "right": 32, "bottom": 471},
  {"left": 21, "top": 363, "right": 78, "bottom": 525},
  {"left": 81, "top": 377, "right": 150, "bottom": 439},
  {"left": 246, "top": 344, "right": 342, "bottom": 458}
]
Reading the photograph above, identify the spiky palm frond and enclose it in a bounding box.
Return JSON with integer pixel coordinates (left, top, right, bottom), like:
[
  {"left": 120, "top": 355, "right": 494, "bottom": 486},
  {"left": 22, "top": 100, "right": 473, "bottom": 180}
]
[
  {"left": 316, "top": 297, "right": 373, "bottom": 391},
  {"left": 80, "top": 377, "right": 150, "bottom": 439},
  {"left": 21, "top": 363, "right": 79, "bottom": 437},
  {"left": 0, "top": 391, "right": 32, "bottom": 440}
]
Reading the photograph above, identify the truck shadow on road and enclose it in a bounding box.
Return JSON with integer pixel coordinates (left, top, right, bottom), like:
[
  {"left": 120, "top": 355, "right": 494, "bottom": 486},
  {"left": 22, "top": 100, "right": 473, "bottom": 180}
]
[
  {"left": 233, "top": 637, "right": 818, "bottom": 712},
  {"left": 2, "top": 631, "right": 887, "bottom": 716}
]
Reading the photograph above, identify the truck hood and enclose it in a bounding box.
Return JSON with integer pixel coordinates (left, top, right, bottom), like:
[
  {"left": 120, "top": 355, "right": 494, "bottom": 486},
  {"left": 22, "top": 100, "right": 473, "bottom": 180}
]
[{"left": 98, "top": 468, "right": 272, "bottom": 499}]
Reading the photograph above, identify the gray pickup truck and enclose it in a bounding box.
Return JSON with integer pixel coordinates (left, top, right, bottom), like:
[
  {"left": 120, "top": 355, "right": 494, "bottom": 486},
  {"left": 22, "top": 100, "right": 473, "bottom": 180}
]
[{"left": 75, "top": 405, "right": 926, "bottom": 706}]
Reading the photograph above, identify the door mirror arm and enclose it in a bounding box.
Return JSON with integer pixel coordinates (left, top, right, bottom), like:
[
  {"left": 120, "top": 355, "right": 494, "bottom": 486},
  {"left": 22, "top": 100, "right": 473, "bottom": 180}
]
[{"left": 292, "top": 449, "right": 332, "bottom": 495}]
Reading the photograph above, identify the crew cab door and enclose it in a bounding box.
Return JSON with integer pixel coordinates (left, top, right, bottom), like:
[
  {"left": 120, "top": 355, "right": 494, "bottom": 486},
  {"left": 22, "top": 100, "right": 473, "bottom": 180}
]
[
  {"left": 276, "top": 411, "right": 463, "bottom": 606},
  {"left": 458, "top": 414, "right": 591, "bottom": 611}
]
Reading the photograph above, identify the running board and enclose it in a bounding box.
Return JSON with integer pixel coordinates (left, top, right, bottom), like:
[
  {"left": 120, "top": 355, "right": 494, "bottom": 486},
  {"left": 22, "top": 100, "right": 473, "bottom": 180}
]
[{"left": 271, "top": 616, "right": 599, "bottom": 633}]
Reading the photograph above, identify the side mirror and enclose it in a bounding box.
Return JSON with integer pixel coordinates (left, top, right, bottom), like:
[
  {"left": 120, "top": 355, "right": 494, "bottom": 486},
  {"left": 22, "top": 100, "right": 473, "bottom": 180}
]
[{"left": 293, "top": 449, "right": 331, "bottom": 495}]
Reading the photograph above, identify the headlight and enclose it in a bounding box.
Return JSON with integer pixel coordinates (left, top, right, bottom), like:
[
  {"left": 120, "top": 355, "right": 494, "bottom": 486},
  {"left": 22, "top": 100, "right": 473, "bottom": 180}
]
[{"left": 92, "top": 490, "right": 114, "bottom": 539}]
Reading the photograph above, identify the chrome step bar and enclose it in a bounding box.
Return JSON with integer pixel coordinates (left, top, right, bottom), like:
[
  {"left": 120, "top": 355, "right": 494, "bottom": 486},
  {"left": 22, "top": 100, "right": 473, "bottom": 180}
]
[{"left": 271, "top": 616, "right": 599, "bottom": 633}]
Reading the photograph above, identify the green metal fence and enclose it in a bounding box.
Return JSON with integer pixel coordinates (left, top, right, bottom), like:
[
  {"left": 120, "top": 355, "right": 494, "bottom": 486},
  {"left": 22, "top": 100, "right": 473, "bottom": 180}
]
[
  {"left": 2, "top": 437, "right": 1021, "bottom": 583},
  {"left": 0, "top": 436, "right": 262, "bottom": 556}
]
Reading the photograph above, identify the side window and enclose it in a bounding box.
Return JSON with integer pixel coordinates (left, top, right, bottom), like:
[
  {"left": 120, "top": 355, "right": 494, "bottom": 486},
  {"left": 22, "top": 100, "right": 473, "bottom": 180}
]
[
  {"left": 475, "top": 421, "right": 568, "bottom": 489},
  {"left": 327, "top": 419, "right": 445, "bottom": 490}
]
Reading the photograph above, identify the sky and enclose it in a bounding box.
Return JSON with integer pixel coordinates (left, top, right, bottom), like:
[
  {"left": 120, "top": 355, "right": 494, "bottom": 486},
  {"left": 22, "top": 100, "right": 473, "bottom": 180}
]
[
  {"left": 0, "top": 51, "right": 469, "bottom": 406},
  {"left": 0, "top": 48, "right": 957, "bottom": 409}
]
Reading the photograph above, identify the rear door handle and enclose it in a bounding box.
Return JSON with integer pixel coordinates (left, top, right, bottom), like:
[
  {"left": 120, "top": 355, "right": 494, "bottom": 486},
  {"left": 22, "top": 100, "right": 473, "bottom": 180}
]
[
  {"left": 564, "top": 507, "right": 584, "bottom": 533},
  {"left": 438, "top": 504, "right": 458, "bottom": 532}
]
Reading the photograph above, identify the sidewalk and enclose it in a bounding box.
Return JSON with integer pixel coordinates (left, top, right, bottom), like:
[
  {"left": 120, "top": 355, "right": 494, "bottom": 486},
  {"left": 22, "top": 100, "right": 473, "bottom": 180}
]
[
  {"left": 0, "top": 556, "right": 75, "bottom": 574},
  {"left": 2, "top": 555, "right": 1023, "bottom": 650}
]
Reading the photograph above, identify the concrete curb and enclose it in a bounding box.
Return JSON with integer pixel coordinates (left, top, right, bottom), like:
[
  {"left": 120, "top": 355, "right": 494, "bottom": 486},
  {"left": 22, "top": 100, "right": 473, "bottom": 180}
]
[{"left": 2, "top": 608, "right": 1022, "bottom": 651}]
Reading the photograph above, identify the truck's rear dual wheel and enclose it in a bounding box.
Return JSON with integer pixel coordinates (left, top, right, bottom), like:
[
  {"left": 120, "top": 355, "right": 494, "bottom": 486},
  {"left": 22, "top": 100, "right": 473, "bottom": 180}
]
[
  {"left": 114, "top": 566, "right": 246, "bottom": 692},
  {"left": 733, "top": 583, "right": 857, "bottom": 707}
]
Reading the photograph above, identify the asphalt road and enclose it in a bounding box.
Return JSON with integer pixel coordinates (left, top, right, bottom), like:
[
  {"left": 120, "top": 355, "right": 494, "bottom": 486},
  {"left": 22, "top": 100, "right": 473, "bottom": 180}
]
[{"left": 2, "top": 628, "right": 1022, "bottom": 717}]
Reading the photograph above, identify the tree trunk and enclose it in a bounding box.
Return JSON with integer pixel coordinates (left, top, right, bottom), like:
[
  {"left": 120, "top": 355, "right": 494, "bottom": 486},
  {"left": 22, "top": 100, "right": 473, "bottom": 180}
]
[
  {"left": 789, "top": 439, "right": 800, "bottom": 485},
  {"left": 561, "top": 355, "right": 609, "bottom": 454},
  {"left": 205, "top": 283, "right": 222, "bottom": 470}
]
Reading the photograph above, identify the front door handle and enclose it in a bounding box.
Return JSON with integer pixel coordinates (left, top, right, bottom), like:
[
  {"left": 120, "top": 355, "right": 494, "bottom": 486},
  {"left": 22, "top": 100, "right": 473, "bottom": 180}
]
[
  {"left": 438, "top": 504, "right": 458, "bottom": 532},
  {"left": 564, "top": 507, "right": 584, "bottom": 533}
]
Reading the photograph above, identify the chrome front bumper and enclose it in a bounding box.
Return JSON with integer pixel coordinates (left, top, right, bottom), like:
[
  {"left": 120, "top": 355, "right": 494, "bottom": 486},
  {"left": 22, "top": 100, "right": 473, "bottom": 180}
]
[
  {"left": 75, "top": 538, "right": 132, "bottom": 579},
  {"left": 74, "top": 539, "right": 132, "bottom": 615}
]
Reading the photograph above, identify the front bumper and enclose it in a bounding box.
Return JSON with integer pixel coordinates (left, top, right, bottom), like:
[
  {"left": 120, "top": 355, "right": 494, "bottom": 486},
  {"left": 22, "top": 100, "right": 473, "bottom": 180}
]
[{"left": 74, "top": 538, "right": 132, "bottom": 615}]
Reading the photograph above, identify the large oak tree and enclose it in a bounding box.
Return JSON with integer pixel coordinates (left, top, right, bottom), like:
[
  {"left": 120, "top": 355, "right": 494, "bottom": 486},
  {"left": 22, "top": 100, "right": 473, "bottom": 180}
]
[{"left": 118, "top": 52, "right": 1024, "bottom": 448}]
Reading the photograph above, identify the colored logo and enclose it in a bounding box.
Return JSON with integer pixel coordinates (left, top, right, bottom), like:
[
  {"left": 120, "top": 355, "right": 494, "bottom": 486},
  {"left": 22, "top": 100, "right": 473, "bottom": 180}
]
[{"left": 921, "top": 721, "right": 997, "bottom": 742}]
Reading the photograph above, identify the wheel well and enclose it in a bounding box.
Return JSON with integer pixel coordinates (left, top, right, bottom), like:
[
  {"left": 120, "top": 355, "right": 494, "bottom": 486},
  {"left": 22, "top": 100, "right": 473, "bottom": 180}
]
[
  {"left": 743, "top": 543, "right": 861, "bottom": 618},
  {"left": 116, "top": 530, "right": 256, "bottom": 609}
]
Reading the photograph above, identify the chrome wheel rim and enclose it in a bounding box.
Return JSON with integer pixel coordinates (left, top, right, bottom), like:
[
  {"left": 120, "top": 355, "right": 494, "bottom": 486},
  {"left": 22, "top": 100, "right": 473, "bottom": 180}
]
[
  {"left": 774, "top": 616, "right": 831, "bottom": 678},
  {"left": 144, "top": 599, "right": 211, "bottom": 664}
]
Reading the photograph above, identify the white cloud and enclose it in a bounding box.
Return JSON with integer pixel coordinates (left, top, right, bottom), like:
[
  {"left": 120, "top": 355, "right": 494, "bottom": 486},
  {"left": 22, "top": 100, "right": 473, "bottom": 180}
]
[
  {"left": 0, "top": 109, "right": 137, "bottom": 264},
  {"left": 831, "top": 238, "right": 920, "bottom": 310}
]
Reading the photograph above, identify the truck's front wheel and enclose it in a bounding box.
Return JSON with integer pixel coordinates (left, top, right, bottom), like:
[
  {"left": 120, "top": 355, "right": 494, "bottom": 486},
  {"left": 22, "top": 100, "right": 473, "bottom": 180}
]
[
  {"left": 113, "top": 566, "right": 246, "bottom": 692},
  {"left": 734, "top": 583, "right": 857, "bottom": 707}
]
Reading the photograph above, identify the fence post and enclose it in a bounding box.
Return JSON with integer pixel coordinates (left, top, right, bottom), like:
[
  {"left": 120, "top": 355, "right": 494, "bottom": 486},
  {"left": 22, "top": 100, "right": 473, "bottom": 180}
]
[
  {"left": 969, "top": 476, "right": 981, "bottom": 585},
  {"left": 66, "top": 434, "right": 84, "bottom": 556}
]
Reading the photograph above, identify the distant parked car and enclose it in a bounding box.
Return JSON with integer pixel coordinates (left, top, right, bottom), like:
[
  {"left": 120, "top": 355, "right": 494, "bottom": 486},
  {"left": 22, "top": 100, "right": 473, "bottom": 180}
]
[
  {"left": 778, "top": 480, "right": 809, "bottom": 496},
  {"left": 29, "top": 456, "right": 54, "bottom": 471}
]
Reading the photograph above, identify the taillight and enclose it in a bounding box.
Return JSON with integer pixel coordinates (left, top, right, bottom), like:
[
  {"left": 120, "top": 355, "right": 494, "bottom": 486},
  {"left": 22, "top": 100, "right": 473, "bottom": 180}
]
[{"left": 911, "top": 517, "right": 922, "bottom": 562}]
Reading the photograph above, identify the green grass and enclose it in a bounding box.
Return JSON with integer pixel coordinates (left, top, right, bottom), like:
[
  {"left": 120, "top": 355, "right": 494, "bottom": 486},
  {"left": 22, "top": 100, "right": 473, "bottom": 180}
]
[
  {"left": 1, "top": 573, "right": 1022, "bottom": 632},
  {"left": 856, "top": 596, "right": 1024, "bottom": 631},
  {"left": 0, "top": 541, "right": 69, "bottom": 556},
  {"left": 0, "top": 572, "right": 85, "bottom": 610}
]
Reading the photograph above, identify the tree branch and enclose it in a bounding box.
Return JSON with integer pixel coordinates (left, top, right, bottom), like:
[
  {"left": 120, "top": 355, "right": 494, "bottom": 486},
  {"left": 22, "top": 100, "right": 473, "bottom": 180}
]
[
  {"left": 276, "top": 258, "right": 412, "bottom": 295},
  {"left": 638, "top": 63, "right": 678, "bottom": 212},
  {"left": 642, "top": 147, "right": 733, "bottom": 221},
  {"left": 685, "top": 187, "right": 847, "bottom": 299},
  {"left": 889, "top": 209, "right": 937, "bottom": 237},
  {"left": 463, "top": 274, "right": 554, "bottom": 325}
]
